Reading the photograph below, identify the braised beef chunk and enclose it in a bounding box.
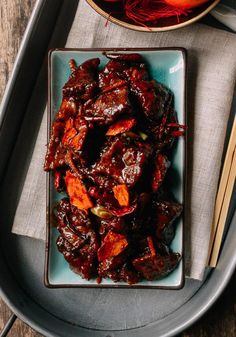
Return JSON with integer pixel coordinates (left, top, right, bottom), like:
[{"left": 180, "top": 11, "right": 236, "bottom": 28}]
[
  {"left": 98, "top": 254, "right": 127, "bottom": 278},
  {"left": 130, "top": 193, "right": 152, "bottom": 232},
  {"left": 55, "top": 97, "right": 77, "bottom": 121},
  {"left": 58, "top": 225, "right": 87, "bottom": 249},
  {"left": 99, "top": 59, "right": 148, "bottom": 89},
  {"left": 56, "top": 198, "right": 98, "bottom": 280},
  {"left": 92, "top": 136, "right": 152, "bottom": 187},
  {"left": 57, "top": 199, "right": 96, "bottom": 250},
  {"left": 119, "top": 263, "right": 140, "bottom": 284},
  {"left": 45, "top": 54, "right": 186, "bottom": 284},
  {"left": 63, "top": 58, "right": 99, "bottom": 101},
  {"left": 123, "top": 64, "right": 148, "bottom": 82},
  {"left": 148, "top": 108, "right": 184, "bottom": 150},
  {"left": 57, "top": 235, "right": 74, "bottom": 253},
  {"left": 122, "top": 142, "right": 152, "bottom": 186},
  {"left": 131, "top": 80, "right": 172, "bottom": 122},
  {"left": 44, "top": 120, "right": 67, "bottom": 171},
  {"left": 154, "top": 200, "right": 183, "bottom": 245},
  {"left": 85, "top": 86, "right": 132, "bottom": 125},
  {"left": 88, "top": 186, "right": 118, "bottom": 210},
  {"left": 133, "top": 253, "right": 181, "bottom": 281},
  {"left": 79, "top": 230, "right": 99, "bottom": 257},
  {"left": 152, "top": 153, "right": 170, "bottom": 192},
  {"left": 56, "top": 201, "right": 90, "bottom": 249},
  {"left": 88, "top": 174, "right": 116, "bottom": 190},
  {"left": 56, "top": 235, "right": 97, "bottom": 281},
  {"left": 57, "top": 198, "right": 91, "bottom": 229},
  {"left": 69, "top": 255, "right": 97, "bottom": 280},
  {"left": 98, "top": 217, "right": 126, "bottom": 236},
  {"left": 91, "top": 138, "right": 125, "bottom": 183},
  {"left": 99, "top": 60, "right": 127, "bottom": 89},
  {"left": 155, "top": 242, "right": 171, "bottom": 256}
]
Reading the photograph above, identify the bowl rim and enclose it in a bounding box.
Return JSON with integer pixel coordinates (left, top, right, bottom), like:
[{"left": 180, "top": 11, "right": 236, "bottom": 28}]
[
  {"left": 45, "top": 47, "right": 187, "bottom": 289},
  {"left": 86, "top": 0, "right": 220, "bottom": 32}
]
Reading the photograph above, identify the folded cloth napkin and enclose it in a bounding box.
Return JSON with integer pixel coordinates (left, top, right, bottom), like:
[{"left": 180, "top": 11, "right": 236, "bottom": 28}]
[{"left": 12, "top": 0, "right": 236, "bottom": 280}]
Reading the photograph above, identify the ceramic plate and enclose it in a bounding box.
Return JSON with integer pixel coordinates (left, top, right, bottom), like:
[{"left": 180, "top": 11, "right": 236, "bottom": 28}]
[
  {"left": 45, "top": 48, "right": 186, "bottom": 288},
  {"left": 86, "top": 0, "right": 220, "bottom": 32}
]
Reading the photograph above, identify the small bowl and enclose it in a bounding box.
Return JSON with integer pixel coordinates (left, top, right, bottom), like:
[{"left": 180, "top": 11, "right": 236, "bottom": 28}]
[
  {"left": 86, "top": 0, "right": 220, "bottom": 32},
  {"left": 45, "top": 48, "right": 186, "bottom": 289}
]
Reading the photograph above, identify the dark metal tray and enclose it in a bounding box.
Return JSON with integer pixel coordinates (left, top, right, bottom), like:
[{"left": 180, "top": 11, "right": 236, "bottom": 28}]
[{"left": 0, "top": 1, "right": 235, "bottom": 336}]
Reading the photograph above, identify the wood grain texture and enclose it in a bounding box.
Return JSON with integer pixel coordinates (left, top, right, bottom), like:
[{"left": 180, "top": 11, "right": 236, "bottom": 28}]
[
  {"left": 0, "top": 0, "right": 35, "bottom": 98},
  {"left": 0, "top": 0, "right": 236, "bottom": 336},
  {"left": 0, "top": 0, "right": 41, "bottom": 336}
]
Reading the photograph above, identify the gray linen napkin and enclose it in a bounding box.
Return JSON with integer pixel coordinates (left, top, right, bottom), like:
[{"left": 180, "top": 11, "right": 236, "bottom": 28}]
[{"left": 12, "top": 0, "right": 236, "bottom": 280}]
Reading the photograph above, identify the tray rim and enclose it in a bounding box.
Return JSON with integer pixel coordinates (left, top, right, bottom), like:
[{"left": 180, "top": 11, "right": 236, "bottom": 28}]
[
  {"left": 44, "top": 46, "right": 187, "bottom": 289},
  {"left": 1, "top": 0, "right": 236, "bottom": 336}
]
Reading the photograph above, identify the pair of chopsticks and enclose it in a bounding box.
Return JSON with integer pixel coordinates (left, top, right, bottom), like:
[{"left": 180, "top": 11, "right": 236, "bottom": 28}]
[{"left": 208, "top": 115, "right": 236, "bottom": 267}]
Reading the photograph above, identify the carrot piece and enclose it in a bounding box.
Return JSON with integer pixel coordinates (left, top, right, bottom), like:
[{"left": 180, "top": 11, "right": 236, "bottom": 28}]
[
  {"left": 104, "top": 231, "right": 125, "bottom": 243},
  {"left": 62, "top": 118, "right": 76, "bottom": 145},
  {"left": 64, "top": 171, "right": 93, "bottom": 210},
  {"left": 106, "top": 118, "right": 136, "bottom": 136},
  {"left": 97, "top": 231, "right": 128, "bottom": 262},
  {"left": 112, "top": 184, "right": 129, "bottom": 207},
  {"left": 62, "top": 118, "right": 88, "bottom": 151},
  {"left": 147, "top": 236, "right": 156, "bottom": 257}
]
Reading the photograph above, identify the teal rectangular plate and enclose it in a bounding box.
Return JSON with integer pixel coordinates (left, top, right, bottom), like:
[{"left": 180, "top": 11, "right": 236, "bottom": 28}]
[{"left": 45, "top": 48, "right": 186, "bottom": 288}]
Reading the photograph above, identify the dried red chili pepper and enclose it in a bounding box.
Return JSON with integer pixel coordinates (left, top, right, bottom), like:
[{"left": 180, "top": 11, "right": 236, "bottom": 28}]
[
  {"left": 106, "top": 118, "right": 136, "bottom": 136},
  {"left": 112, "top": 184, "right": 130, "bottom": 207}
]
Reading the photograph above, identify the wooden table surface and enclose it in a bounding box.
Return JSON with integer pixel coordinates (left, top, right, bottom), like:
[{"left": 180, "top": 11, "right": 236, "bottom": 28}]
[{"left": 0, "top": 1, "right": 236, "bottom": 336}]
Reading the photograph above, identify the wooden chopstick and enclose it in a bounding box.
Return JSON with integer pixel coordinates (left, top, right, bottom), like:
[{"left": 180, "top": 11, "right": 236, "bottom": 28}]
[
  {"left": 209, "top": 145, "right": 236, "bottom": 267},
  {"left": 208, "top": 115, "right": 236, "bottom": 265}
]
